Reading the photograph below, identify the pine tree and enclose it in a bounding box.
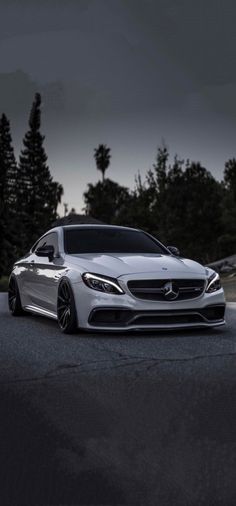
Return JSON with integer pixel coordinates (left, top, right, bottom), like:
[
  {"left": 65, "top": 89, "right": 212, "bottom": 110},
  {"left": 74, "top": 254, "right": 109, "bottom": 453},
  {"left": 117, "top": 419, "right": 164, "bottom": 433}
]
[
  {"left": 0, "top": 114, "right": 18, "bottom": 204},
  {"left": 18, "top": 93, "right": 63, "bottom": 250},
  {"left": 0, "top": 114, "right": 18, "bottom": 275}
]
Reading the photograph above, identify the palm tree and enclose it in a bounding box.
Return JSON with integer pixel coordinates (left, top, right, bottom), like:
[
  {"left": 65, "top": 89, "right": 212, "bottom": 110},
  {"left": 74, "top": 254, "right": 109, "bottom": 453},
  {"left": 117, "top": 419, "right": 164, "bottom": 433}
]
[{"left": 94, "top": 144, "right": 111, "bottom": 182}]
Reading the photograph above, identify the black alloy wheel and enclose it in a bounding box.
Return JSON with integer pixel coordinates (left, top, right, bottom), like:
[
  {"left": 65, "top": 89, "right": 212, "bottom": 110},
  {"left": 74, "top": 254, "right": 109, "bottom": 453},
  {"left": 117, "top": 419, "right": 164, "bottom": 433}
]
[
  {"left": 57, "top": 280, "right": 77, "bottom": 334},
  {"left": 8, "top": 276, "right": 25, "bottom": 316}
]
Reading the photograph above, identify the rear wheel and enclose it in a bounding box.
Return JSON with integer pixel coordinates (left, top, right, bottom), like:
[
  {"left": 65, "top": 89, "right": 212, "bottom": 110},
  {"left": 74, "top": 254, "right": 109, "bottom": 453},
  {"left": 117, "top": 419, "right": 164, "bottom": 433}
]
[
  {"left": 8, "top": 276, "right": 25, "bottom": 316},
  {"left": 57, "top": 280, "right": 78, "bottom": 334}
]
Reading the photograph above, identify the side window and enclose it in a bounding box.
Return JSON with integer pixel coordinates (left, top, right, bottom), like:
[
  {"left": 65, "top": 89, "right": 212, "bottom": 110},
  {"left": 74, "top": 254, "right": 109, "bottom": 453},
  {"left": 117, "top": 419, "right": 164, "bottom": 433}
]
[
  {"left": 32, "top": 233, "right": 59, "bottom": 254},
  {"left": 32, "top": 237, "right": 47, "bottom": 252},
  {"left": 44, "top": 233, "right": 59, "bottom": 254}
]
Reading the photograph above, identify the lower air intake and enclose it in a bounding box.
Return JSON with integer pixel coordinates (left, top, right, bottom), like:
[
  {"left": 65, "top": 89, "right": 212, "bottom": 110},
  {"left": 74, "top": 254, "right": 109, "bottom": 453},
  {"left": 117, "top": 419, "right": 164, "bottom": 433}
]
[{"left": 89, "top": 305, "right": 225, "bottom": 327}]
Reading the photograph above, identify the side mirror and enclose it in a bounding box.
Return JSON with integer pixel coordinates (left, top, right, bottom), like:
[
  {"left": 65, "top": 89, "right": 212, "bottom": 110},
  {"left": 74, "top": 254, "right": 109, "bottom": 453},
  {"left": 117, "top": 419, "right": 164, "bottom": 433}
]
[
  {"left": 35, "top": 244, "right": 54, "bottom": 261},
  {"left": 167, "top": 245, "right": 180, "bottom": 256}
]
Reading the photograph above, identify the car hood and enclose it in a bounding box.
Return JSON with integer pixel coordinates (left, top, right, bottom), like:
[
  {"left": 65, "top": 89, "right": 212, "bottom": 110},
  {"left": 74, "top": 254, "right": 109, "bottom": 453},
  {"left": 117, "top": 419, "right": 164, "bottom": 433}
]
[{"left": 66, "top": 253, "right": 207, "bottom": 278}]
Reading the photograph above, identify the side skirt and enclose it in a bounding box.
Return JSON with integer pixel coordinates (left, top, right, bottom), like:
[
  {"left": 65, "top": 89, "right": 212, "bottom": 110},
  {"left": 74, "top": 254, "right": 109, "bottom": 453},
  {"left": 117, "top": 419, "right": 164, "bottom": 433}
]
[{"left": 24, "top": 305, "right": 58, "bottom": 320}]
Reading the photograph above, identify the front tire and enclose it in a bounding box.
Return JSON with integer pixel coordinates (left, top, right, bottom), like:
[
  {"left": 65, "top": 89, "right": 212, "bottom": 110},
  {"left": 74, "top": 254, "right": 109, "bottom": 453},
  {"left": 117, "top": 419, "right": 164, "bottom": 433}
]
[
  {"left": 57, "top": 280, "right": 78, "bottom": 334},
  {"left": 8, "top": 276, "right": 25, "bottom": 316}
]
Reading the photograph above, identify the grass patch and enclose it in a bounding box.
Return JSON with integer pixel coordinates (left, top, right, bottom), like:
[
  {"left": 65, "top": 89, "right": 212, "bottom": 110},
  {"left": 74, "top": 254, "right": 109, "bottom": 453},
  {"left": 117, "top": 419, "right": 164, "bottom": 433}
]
[{"left": 0, "top": 276, "right": 9, "bottom": 292}]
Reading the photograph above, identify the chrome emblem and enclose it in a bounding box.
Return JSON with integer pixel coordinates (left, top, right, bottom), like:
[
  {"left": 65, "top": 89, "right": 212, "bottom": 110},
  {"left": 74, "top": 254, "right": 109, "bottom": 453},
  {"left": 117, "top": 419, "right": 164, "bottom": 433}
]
[{"left": 162, "top": 281, "right": 179, "bottom": 300}]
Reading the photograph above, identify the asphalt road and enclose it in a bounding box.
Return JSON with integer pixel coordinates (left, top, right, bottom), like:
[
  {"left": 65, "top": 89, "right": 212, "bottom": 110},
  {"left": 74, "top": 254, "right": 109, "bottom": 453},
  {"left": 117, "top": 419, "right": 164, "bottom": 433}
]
[{"left": 1, "top": 293, "right": 236, "bottom": 506}]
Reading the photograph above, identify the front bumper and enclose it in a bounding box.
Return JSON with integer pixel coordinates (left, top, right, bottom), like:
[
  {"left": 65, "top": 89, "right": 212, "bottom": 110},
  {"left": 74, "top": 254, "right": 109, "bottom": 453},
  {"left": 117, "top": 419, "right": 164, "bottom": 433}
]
[
  {"left": 72, "top": 281, "right": 226, "bottom": 331},
  {"left": 88, "top": 304, "right": 226, "bottom": 329}
]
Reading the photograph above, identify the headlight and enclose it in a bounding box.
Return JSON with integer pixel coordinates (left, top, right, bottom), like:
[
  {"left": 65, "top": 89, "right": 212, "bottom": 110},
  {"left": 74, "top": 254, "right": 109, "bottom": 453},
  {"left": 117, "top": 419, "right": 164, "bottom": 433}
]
[
  {"left": 205, "top": 272, "right": 221, "bottom": 293},
  {"left": 82, "top": 272, "right": 124, "bottom": 295}
]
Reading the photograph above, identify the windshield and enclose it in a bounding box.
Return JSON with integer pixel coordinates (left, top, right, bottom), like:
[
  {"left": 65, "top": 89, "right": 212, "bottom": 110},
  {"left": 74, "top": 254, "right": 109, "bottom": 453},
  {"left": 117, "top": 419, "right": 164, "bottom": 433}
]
[{"left": 64, "top": 228, "right": 169, "bottom": 255}]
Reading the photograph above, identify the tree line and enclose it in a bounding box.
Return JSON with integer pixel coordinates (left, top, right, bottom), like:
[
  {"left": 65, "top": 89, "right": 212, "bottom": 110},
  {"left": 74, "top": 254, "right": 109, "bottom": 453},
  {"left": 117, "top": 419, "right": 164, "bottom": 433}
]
[
  {"left": 85, "top": 143, "right": 236, "bottom": 264},
  {"left": 0, "top": 93, "right": 236, "bottom": 278},
  {"left": 0, "top": 93, "right": 63, "bottom": 277}
]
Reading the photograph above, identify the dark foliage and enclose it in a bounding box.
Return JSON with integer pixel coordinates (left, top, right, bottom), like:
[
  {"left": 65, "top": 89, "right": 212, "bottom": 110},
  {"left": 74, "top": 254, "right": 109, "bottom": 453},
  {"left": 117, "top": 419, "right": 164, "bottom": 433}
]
[
  {"left": 219, "top": 158, "right": 236, "bottom": 256},
  {"left": 83, "top": 178, "right": 130, "bottom": 224},
  {"left": 18, "top": 93, "right": 63, "bottom": 253},
  {"left": 94, "top": 144, "right": 111, "bottom": 182},
  {"left": 0, "top": 114, "right": 19, "bottom": 276},
  {"left": 0, "top": 94, "right": 63, "bottom": 275},
  {"left": 1, "top": 99, "right": 236, "bottom": 276},
  {"left": 84, "top": 144, "right": 235, "bottom": 264}
]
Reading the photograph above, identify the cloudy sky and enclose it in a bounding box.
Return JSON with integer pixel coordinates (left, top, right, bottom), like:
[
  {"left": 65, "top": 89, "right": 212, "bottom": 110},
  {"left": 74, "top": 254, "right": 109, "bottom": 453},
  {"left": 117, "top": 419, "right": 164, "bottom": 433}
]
[{"left": 0, "top": 0, "right": 236, "bottom": 213}]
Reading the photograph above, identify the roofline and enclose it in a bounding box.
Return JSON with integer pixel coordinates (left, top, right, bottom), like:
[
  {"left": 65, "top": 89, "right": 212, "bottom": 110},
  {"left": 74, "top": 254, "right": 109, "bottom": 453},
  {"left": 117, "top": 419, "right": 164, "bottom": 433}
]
[
  {"left": 60, "top": 224, "right": 141, "bottom": 232},
  {"left": 32, "top": 224, "right": 143, "bottom": 241}
]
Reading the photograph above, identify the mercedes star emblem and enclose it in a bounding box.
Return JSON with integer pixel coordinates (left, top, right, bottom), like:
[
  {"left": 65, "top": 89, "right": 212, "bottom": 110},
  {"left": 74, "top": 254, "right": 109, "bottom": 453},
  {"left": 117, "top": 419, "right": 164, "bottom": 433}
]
[{"left": 162, "top": 280, "right": 179, "bottom": 300}]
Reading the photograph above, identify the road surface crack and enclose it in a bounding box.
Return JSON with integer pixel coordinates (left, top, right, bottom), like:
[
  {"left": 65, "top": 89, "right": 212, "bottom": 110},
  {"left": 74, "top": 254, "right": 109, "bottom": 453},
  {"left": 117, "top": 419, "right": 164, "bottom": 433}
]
[{"left": 1, "top": 351, "right": 236, "bottom": 384}]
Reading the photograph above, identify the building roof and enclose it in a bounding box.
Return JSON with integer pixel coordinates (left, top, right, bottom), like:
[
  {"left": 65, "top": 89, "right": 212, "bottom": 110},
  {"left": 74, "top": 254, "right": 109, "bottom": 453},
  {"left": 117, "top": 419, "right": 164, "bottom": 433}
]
[{"left": 52, "top": 213, "right": 104, "bottom": 227}]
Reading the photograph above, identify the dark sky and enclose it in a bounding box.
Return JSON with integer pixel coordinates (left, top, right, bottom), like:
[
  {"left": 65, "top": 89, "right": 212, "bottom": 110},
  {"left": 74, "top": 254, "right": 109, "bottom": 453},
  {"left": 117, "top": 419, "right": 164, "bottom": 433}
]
[{"left": 0, "top": 0, "right": 236, "bottom": 213}]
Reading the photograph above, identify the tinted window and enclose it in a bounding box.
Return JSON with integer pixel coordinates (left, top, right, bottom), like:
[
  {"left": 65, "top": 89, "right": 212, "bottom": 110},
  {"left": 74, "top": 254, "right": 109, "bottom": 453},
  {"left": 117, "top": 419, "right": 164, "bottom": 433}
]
[
  {"left": 64, "top": 228, "right": 168, "bottom": 254},
  {"left": 32, "top": 232, "right": 58, "bottom": 253},
  {"left": 45, "top": 233, "right": 58, "bottom": 253},
  {"left": 32, "top": 237, "right": 47, "bottom": 252}
]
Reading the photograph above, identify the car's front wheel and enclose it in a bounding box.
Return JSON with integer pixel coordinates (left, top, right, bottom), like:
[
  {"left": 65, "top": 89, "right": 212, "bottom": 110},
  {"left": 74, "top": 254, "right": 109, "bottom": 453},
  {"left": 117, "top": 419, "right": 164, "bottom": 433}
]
[
  {"left": 8, "top": 276, "right": 26, "bottom": 316},
  {"left": 57, "top": 280, "right": 78, "bottom": 334}
]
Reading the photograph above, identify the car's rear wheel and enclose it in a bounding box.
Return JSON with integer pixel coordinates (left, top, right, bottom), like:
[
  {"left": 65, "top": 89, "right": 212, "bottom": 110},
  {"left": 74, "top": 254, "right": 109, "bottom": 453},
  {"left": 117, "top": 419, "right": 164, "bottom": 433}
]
[
  {"left": 8, "top": 276, "right": 25, "bottom": 316},
  {"left": 57, "top": 280, "right": 78, "bottom": 334}
]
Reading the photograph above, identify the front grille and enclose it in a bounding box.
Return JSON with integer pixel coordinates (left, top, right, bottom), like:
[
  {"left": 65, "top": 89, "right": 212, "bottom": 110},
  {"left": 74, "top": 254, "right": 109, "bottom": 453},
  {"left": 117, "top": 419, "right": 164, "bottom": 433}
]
[{"left": 127, "top": 278, "right": 206, "bottom": 301}]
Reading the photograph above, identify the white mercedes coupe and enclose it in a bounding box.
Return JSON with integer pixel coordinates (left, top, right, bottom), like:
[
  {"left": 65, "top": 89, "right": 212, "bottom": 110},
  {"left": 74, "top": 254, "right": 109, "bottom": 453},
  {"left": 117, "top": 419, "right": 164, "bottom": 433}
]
[{"left": 8, "top": 225, "right": 226, "bottom": 333}]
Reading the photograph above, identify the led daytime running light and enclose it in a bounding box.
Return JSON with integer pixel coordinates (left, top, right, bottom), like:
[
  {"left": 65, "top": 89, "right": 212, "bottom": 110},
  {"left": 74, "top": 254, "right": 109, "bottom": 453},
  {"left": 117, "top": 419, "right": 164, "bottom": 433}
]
[
  {"left": 83, "top": 273, "right": 124, "bottom": 294},
  {"left": 206, "top": 272, "right": 221, "bottom": 293}
]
